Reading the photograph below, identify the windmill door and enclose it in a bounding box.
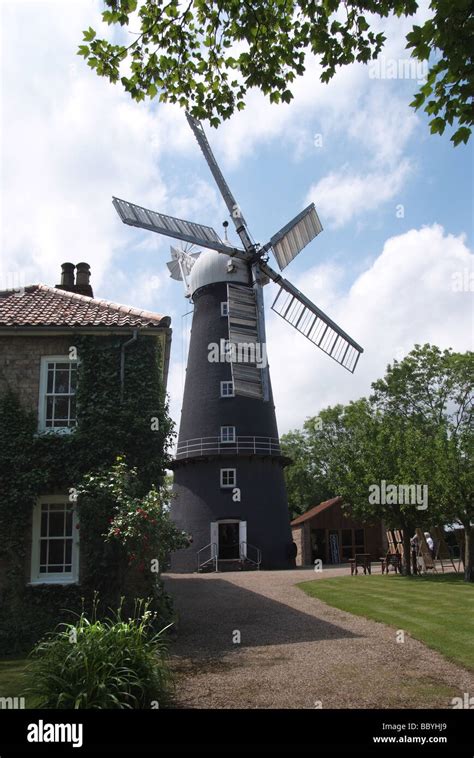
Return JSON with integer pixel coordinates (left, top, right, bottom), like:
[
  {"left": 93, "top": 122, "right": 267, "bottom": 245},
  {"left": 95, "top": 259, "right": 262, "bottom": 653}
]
[{"left": 218, "top": 522, "right": 240, "bottom": 559}]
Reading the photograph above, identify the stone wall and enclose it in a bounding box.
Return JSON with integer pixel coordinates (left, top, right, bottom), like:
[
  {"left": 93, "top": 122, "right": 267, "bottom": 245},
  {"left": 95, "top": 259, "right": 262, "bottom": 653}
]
[
  {"left": 0, "top": 335, "right": 73, "bottom": 417},
  {"left": 0, "top": 335, "right": 78, "bottom": 594},
  {"left": 292, "top": 526, "right": 303, "bottom": 566},
  {"left": 291, "top": 523, "right": 311, "bottom": 566}
]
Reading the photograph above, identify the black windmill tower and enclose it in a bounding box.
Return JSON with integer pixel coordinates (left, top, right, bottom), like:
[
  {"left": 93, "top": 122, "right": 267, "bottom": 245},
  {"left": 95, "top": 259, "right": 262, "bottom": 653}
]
[{"left": 112, "top": 114, "right": 363, "bottom": 571}]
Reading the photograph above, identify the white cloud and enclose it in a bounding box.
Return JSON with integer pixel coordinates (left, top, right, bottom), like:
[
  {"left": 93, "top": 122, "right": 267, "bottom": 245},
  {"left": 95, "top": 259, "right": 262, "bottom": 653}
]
[
  {"left": 0, "top": 1, "right": 208, "bottom": 292},
  {"left": 207, "top": 2, "right": 431, "bottom": 168},
  {"left": 306, "top": 160, "right": 411, "bottom": 228},
  {"left": 266, "top": 224, "right": 474, "bottom": 434},
  {"left": 0, "top": 0, "right": 428, "bottom": 294},
  {"left": 211, "top": 55, "right": 368, "bottom": 168},
  {"left": 346, "top": 89, "right": 418, "bottom": 166}
]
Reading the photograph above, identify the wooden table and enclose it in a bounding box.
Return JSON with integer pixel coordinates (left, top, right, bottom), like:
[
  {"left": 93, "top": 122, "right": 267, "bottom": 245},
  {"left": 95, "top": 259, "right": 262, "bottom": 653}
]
[{"left": 349, "top": 553, "right": 372, "bottom": 575}]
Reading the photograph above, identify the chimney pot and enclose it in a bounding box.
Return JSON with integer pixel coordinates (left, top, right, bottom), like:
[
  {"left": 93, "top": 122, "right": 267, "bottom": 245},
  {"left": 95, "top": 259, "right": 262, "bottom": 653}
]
[
  {"left": 74, "top": 262, "right": 93, "bottom": 298},
  {"left": 75, "top": 262, "right": 91, "bottom": 287},
  {"left": 55, "top": 262, "right": 93, "bottom": 297},
  {"left": 60, "top": 262, "right": 75, "bottom": 288}
]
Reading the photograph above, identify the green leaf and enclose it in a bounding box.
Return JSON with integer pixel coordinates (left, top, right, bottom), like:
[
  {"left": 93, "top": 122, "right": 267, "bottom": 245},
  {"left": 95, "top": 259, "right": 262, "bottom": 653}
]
[
  {"left": 75, "top": 0, "right": 471, "bottom": 147},
  {"left": 452, "top": 126, "right": 471, "bottom": 146},
  {"left": 430, "top": 116, "right": 446, "bottom": 135},
  {"left": 83, "top": 27, "right": 96, "bottom": 43}
]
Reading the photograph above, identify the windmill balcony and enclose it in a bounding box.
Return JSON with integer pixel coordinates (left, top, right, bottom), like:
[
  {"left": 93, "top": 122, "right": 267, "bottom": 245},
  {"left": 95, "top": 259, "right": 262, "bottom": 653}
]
[{"left": 174, "top": 435, "right": 283, "bottom": 460}]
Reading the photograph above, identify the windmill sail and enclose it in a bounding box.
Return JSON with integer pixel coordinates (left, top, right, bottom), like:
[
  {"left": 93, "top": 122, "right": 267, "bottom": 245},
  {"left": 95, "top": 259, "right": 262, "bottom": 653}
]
[
  {"left": 113, "top": 114, "right": 364, "bottom": 384},
  {"left": 271, "top": 281, "right": 363, "bottom": 373},
  {"left": 186, "top": 113, "right": 254, "bottom": 252},
  {"left": 227, "top": 283, "right": 264, "bottom": 399},
  {"left": 186, "top": 114, "right": 247, "bottom": 226},
  {"left": 166, "top": 247, "right": 201, "bottom": 297},
  {"left": 166, "top": 247, "right": 200, "bottom": 281},
  {"left": 112, "top": 197, "right": 244, "bottom": 255},
  {"left": 266, "top": 204, "right": 323, "bottom": 270}
]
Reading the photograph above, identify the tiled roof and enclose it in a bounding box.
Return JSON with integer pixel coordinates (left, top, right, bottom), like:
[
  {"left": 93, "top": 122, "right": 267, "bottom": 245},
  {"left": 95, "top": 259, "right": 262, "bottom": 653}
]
[
  {"left": 290, "top": 496, "right": 343, "bottom": 526},
  {"left": 0, "top": 285, "right": 170, "bottom": 328}
]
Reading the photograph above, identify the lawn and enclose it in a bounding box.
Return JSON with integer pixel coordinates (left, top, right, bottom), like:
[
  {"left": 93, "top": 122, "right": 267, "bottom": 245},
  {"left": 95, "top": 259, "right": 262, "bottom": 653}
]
[
  {"left": 298, "top": 573, "right": 474, "bottom": 670},
  {"left": 0, "top": 659, "right": 31, "bottom": 706}
]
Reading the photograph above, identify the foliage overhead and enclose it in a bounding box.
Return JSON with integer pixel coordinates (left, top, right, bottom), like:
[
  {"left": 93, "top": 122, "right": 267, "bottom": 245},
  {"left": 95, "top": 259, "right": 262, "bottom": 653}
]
[{"left": 79, "top": 0, "right": 473, "bottom": 144}]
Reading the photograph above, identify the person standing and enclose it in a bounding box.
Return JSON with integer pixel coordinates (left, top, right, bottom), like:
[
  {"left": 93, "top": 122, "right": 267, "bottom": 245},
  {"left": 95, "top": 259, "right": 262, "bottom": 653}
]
[{"left": 424, "top": 531, "right": 434, "bottom": 557}]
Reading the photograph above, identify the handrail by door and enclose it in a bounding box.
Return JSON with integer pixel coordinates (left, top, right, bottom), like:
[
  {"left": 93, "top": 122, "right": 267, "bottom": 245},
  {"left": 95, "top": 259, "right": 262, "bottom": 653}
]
[
  {"left": 197, "top": 542, "right": 218, "bottom": 572},
  {"left": 240, "top": 541, "right": 262, "bottom": 569}
]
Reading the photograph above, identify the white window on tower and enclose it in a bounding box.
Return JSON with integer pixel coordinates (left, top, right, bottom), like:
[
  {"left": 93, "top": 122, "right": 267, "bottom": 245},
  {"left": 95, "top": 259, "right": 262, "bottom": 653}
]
[
  {"left": 221, "top": 302, "right": 229, "bottom": 317},
  {"left": 38, "top": 356, "right": 78, "bottom": 432},
  {"left": 221, "top": 425, "right": 236, "bottom": 443},
  {"left": 30, "top": 496, "right": 79, "bottom": 584},
  {"left": 220, "top": 468, "right": 236, "bottom": 488},
  {"left": 220, "top": 380, "right": 234, "bottom": 398}
]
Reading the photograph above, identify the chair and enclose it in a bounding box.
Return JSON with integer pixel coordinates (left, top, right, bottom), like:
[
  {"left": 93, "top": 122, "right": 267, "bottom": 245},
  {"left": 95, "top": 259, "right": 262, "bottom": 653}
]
[{"left": 381, "top": 552, "right": 401, "bottom": 574}]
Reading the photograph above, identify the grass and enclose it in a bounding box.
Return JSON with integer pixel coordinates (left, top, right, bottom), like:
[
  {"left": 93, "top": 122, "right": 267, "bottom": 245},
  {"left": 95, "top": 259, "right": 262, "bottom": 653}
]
[
  {"left": 298, "top": 573, "right": 474, "bottom": 670},
  {"left": 0, "top": 659, "right": 35, "bottom": 707}
]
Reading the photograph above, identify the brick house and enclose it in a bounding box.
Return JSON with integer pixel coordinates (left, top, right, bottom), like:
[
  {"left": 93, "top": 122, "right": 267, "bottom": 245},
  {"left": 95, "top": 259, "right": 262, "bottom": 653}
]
[
  {"left": 0, "top": 262, "right": 170, "bottom": 601},
  {"left": 291, "top": 496, "right": 385, "bottom": 566}
]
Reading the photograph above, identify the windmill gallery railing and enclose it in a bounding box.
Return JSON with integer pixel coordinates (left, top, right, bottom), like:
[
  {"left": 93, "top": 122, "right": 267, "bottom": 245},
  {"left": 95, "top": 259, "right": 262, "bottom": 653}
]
[{"left": 175, "top": 436, "right": 282, "bottom": 460}]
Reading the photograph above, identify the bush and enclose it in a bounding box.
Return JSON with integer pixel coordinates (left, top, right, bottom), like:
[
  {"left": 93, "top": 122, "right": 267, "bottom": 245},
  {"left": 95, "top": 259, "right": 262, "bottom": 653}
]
[{"left": 25, "top": 600, "right": 173, "bottom": 709}]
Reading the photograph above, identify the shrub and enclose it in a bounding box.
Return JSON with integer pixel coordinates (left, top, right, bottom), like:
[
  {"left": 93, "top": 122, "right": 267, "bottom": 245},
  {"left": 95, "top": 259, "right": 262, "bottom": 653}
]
[
  {"left": 25, "top": 600, "right": 173, "bottom": 709},
  {"left": 78, "top": 457, "right": 190, "bottom": 577}
]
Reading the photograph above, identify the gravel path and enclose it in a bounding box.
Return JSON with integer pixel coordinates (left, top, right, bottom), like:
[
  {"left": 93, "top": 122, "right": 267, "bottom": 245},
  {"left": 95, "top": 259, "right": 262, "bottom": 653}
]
[{"left": 163, "top": 568, "right": 474, "bottom": 709}]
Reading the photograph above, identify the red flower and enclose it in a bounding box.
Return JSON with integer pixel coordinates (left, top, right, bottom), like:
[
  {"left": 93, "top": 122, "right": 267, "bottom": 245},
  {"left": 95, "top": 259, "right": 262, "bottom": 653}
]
[{"left": 75, "top": 524, "right": 80, "bottom": 530}]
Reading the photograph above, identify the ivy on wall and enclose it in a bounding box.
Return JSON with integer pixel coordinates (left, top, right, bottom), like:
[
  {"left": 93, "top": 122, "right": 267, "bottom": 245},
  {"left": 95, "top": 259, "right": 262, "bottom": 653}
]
[{"left": 0, "top": 333, "right": 174, "bottom": 655}]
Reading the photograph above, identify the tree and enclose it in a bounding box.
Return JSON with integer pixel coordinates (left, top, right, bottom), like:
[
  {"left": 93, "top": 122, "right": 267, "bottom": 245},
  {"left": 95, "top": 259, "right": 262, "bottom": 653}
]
[
  {"left": 371, "top": 344, "right": 473, "bottom": 581},
  {"left": 283, "top": 399, "right": 437, "bottom": 575},
  {"left": 79, "top": 0, "right": 473, "bottom": 145},
  {"left": 281, "top": 345, "right": 473, "bottom": 579},
  {"left": 281, "top": 426, "right": 334, "bottom": 519}
]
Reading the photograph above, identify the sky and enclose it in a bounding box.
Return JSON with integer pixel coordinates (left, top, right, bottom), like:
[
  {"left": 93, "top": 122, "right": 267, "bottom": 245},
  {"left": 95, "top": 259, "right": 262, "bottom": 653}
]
[{"left": 1, "top": 0, "right": 473, "bottom": 436}]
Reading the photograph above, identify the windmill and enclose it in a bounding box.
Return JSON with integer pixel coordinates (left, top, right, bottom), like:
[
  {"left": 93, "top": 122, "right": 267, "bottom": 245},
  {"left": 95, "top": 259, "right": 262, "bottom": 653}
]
[{"left": 112, "top": 114, "right": 363, "bottom": 571}]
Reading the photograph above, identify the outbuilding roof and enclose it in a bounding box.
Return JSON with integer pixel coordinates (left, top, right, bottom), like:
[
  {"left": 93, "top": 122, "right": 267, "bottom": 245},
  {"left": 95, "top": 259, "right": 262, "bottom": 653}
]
[
  {"left": 0, "top": 284, "right": 171, "bottom": 329},
  {"left": 290, "top": 496, "right": 343, "bottom": 526}
]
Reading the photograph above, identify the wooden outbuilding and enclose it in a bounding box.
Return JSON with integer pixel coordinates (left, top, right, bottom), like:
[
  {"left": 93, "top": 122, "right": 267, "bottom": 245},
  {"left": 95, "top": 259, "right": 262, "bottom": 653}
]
[{"left": 291, "top": 497, "right": 385, "bottom": 566}]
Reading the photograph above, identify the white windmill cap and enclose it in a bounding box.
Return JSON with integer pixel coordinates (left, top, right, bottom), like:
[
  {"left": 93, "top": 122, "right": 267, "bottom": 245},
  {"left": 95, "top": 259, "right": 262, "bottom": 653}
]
[{"left": 188, "top": 250, "right": 249, "bottom": 296}]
